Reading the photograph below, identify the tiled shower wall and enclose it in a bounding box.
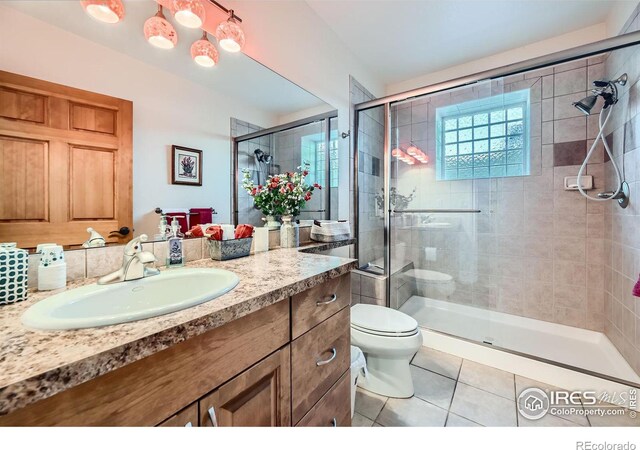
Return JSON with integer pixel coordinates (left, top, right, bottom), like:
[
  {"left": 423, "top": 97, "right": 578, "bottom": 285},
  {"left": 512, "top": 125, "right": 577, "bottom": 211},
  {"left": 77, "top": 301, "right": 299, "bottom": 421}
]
[
  {"left": 390, "top": 56, "right": 612, "bottom": 332},
  {"left": 603, "top": 4, "right": 640, "bottom": 375}
]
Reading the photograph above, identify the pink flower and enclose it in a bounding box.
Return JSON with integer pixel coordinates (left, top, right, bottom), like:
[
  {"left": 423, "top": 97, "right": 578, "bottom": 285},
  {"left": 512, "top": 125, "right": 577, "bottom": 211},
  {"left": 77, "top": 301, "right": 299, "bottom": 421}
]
[
  {"left": 313, "top": 183, "right": 322, "bottom": 190},
  {"left": 287, "top": 182, "right": 294, "bottom": 191},
  {"left": 304, "top": 192, "right": 312, "bottom": 201},
  {"left": 303, "top": 170, "right": 309, "bottom": 176},
  {"left": 251, "top": 188, "right": 257, "bottom": 196},
  {"left": 257, "top": 184, "right": 263, "bottom": 190},
  {"left": 280, "top": 187, "right": 286, "bottom": 194}
]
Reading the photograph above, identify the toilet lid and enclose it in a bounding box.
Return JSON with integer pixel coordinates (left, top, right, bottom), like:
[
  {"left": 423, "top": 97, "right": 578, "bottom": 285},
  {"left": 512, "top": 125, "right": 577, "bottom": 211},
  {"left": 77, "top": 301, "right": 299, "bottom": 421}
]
[
  {"left": 405, "top": 269, "right": 453, "bottom": 284},
  {"left": 351, "top": 304, "right": 418, "bottom": 335}
]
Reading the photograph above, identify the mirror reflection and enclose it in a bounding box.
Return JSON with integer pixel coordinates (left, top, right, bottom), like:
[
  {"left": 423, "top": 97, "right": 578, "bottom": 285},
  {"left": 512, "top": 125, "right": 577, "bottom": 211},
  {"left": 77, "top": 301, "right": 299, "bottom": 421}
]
[{"left": 0, "top": 0, "right": 334, "bottom": 251}]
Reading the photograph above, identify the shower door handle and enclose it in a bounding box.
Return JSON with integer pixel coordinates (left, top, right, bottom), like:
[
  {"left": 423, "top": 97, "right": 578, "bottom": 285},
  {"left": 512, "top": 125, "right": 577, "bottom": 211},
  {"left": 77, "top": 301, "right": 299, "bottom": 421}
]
[{"left": 393, "top": 209, "right": 481, "bottom": 213}]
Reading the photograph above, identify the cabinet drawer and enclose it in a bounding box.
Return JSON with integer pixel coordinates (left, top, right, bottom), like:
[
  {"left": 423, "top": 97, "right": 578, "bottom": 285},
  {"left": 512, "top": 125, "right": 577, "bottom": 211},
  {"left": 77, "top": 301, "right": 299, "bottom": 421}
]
[
  {"left": 291, "top": 306, "right": 350, "bottom": 424},
  {"left": 292, "top": 273, "right": 351, "bottom": 339},
  {"left": 157, "top": 403, "right": 198, "bottom": 427},
  {"left": 296, "top": 370, "right": 351, "bottom": 427}
]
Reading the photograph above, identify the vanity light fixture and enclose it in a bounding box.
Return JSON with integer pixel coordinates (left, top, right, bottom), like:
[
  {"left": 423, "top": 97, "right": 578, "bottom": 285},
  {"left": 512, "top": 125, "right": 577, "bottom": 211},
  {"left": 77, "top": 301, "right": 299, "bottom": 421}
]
[
  {"left": 144, "top": 4, "right": 178, "bottom": 49},
  {"left": 191, "top": 31, "right": 219, "bottom": 67},
  {"left": 406, "top": 144, "right": 429, "bottom": 164},
  {"left": 173, "top": 0, "right": 206, "bottom": 29},
  {"left": 392, "top": 148, "right": 416, "bottom": 165},
  {"left": 80, "top": 0, "right": 125, "bottom": 24},
  {"left": 215, "top": 10, "right": 245, "bottom": 53}
]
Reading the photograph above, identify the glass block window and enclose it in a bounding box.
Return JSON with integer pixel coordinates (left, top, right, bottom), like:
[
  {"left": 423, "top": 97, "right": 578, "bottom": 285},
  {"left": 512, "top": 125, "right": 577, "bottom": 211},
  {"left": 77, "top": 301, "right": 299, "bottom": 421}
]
[
  {"left": 315, "top": 138, "right": 339, "bottom": 188},
  {"left": 435, "top": 89, "right": 530, "bottom": 180}
]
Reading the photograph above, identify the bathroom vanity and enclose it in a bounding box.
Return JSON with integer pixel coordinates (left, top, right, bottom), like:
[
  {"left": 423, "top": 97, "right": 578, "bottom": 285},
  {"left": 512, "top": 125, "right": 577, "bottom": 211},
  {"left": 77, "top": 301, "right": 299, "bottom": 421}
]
[{"left": 0, "top": 245, "right": 356, "bottom": 427}]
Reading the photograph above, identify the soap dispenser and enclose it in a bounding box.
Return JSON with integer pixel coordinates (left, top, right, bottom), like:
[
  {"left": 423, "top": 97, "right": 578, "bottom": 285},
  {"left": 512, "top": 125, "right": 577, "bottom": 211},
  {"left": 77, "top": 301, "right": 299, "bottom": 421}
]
[
  {"left": 155, "top": 214, "right": 170, "bottom": 241},
  {"left": 166, "top": 216, "right": 185, "bottom": 268}
]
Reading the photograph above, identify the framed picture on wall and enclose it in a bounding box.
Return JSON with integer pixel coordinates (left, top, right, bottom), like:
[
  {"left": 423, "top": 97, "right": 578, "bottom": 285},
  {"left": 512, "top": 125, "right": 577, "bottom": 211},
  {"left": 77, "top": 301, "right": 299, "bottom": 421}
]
[{"left": 172, "top": 145, "right": 202, "bottom": 186}]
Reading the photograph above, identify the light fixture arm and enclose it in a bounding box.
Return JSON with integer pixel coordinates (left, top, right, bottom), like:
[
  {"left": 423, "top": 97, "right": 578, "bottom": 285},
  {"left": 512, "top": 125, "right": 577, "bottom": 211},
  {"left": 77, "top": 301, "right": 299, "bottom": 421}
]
[{"left": 206, "top": 0, "right": 242, "bottom": 22}]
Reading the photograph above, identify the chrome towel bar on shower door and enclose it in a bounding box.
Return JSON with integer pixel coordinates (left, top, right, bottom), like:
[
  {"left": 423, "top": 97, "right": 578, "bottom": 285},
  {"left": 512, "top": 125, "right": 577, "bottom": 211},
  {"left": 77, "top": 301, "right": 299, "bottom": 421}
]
[{"left": 392, "top": 209, "right": 482, "bottom": 214}]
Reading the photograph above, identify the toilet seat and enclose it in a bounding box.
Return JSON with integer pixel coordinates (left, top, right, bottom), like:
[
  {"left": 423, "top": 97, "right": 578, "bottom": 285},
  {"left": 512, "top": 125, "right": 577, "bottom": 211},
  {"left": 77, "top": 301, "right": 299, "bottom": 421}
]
[
  {"left": 351, "top": 323, "right": 419, "bottom": 337},
  {"left": 351, "top": 304, "right": 419, "bottom": 337}
]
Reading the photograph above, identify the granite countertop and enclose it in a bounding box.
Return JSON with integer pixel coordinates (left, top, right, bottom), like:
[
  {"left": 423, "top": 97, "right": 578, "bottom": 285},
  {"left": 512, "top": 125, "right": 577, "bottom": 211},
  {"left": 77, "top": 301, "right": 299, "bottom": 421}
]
[{"left": 0, "top": 240, "right": 357, "bottom": 416}]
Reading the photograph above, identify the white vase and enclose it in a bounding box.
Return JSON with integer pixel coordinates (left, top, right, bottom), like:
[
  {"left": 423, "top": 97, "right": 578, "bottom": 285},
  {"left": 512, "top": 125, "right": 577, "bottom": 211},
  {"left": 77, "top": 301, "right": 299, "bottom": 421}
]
[
  {"left": 263, "top": 215, "right": 280, "bottom": 228},
  {"left": 280, "top": 215, "right": 299, "bottom": 248}
]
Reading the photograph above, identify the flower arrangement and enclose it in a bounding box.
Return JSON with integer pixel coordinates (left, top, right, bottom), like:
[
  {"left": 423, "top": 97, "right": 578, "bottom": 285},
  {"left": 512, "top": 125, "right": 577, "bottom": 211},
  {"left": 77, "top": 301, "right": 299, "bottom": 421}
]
[{"left": 242, "top": 164, "right": 321, "bottom": 217}]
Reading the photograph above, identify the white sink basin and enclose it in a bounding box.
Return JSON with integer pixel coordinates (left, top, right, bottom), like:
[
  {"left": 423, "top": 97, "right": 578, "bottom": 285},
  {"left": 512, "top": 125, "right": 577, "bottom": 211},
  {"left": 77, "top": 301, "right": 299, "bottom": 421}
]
[{"left": 22, "top": 268, "right": 239, "bottom": 330}]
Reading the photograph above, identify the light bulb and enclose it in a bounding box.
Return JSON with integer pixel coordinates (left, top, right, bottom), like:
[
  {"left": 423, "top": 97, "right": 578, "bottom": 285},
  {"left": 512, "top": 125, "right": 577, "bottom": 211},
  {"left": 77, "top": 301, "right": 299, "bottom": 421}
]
[
  {"left": 216, "top": 12, "right": 245, "bottom": 53},
  {"left": 144, "top": 5, "right": 177, "bottom": 49},
  {"left": 191, "top": 32, "right": 219, "bottom": 68},
  {"left": 173, "top": 0, "right": 205, "bottom": 28},
  {"left": 81, "top": 0, "right": 124, "bottom": 24}
]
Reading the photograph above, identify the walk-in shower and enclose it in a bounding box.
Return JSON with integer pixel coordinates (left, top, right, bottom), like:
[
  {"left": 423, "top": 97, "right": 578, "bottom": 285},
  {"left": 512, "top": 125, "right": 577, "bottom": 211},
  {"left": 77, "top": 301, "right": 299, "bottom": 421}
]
[{"left": 354, "top": 28, "right": 640, "bottom": 387}]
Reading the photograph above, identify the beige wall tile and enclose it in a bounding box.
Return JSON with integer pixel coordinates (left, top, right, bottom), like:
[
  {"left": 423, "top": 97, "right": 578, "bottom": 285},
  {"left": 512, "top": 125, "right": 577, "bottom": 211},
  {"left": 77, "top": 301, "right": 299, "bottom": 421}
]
[{"left": 86, "top": 245, "right": 124, "bottom": 278}]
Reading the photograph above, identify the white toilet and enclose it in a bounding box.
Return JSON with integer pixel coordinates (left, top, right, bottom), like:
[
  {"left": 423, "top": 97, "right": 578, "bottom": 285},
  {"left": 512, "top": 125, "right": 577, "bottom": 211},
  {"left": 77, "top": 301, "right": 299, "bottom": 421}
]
[{"left": 350, "top": 304, "right": 423, "bottom": 398}]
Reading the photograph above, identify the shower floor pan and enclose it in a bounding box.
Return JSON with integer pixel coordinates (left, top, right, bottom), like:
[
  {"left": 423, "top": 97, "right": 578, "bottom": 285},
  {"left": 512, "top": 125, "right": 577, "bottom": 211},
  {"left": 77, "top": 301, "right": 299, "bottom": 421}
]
[{"left": 400, "top": 295, "right": 640, "bottom": 384}]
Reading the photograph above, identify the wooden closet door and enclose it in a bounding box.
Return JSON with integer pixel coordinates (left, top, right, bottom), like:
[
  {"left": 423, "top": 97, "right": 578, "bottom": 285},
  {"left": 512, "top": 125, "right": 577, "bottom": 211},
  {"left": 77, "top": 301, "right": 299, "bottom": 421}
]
[{"left": 0, "top": 70, "right": 133, "bottom": 249}]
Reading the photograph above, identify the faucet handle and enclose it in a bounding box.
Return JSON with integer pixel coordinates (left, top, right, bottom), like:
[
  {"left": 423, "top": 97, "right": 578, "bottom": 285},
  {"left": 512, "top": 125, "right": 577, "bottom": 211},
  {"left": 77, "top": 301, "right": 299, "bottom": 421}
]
[{"left": 124, "top": 234, "right": 149, "bottom": 256}]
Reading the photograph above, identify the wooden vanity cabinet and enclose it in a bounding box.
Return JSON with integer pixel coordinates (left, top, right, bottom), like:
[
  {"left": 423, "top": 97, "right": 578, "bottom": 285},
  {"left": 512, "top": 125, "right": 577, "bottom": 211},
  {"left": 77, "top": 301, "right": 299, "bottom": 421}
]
[
  {"left": 198, "top": 347, "right": 291, "bottom": 427},
  {"left": 0, "top": 273, "right": 352, "bottom": 427},
  {"left": 158, "top": 403, "right": 199, "bottom": 427}
]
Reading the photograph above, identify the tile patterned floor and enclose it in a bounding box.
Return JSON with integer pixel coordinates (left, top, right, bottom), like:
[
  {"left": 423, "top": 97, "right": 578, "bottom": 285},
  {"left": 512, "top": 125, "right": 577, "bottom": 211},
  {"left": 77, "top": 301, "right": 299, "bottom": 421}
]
[{"left": 353, "top": 346, "right": 640, "bottom": 427}]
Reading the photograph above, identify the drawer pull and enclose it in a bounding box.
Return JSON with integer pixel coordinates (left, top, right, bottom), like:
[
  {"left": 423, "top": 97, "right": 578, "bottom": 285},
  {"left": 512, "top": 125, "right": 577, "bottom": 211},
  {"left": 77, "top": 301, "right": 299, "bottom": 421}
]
[
  {"left": 331, "top": 418, "right": 337, "bottom": 427},
  {"left": 316, "top": 348, "right": 337, "bottom": 366},
  {"left": 208, "top": 406, "right": 218, "bottom": 427},
  {"left": 185, "top": 422, "right": 192, "bottom": 427},
  {"left": 316, "top": 293, "right": 337, "bottom": 306}
]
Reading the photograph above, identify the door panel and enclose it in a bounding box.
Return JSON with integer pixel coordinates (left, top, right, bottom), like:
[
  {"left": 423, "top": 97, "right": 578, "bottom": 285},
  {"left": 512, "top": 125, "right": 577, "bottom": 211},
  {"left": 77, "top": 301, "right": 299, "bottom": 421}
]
[
  {"left": 0, "top": 70, "right": 132, "bottom": 248},
  {"left": 70, "top": 103, "right": 117, "bottom": 135},
  {"left": 199, "top": 346, "right": 291, "bottom": 427},
  {"left": 70, "top": 146, "right": 115, "bottom": 219},
  {"left": 0, "top": 87, "right": 46, "bottom": 123},
  {"left": 0, "top": 136, "right": 48, "bottom": 220}
]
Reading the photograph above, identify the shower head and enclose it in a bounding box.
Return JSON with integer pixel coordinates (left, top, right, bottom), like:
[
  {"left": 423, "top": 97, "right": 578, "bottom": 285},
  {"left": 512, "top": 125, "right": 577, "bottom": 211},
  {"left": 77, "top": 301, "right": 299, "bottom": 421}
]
[
  {"left": 573, "top": 95, "right": 598, "bottom": 115},
  {"left": 572, "top": 73, "right": 628, "bottom": 115},
  {"left": 254, "top": 148, "right": 272, "bottom": 164}
]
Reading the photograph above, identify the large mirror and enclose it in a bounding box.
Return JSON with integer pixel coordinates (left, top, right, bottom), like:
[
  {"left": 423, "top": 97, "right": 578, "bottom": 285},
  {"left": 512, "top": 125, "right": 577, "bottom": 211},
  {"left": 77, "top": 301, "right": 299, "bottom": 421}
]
[{"left": 0, "top": 0, "right": 334, "bottom": 250}]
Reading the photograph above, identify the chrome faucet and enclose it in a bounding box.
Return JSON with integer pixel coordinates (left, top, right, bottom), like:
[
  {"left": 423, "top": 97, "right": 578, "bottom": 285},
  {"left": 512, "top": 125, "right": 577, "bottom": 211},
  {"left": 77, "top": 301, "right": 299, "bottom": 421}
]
[{"left": 97, "top": 234, "right": 160, "bottom": 285}]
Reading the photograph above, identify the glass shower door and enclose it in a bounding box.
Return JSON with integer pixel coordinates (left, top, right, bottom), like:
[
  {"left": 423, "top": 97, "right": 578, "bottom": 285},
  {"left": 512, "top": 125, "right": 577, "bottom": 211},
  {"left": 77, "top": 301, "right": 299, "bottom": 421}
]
[{"left": 388, "top": 82, "right": 498, "bottom": 345}]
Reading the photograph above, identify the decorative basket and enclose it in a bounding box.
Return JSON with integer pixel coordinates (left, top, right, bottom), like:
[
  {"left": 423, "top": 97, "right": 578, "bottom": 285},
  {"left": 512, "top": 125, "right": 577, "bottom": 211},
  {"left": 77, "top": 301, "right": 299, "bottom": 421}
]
[
  {"left": 310, "top": 221, "right": 351, "bottom": 243},
  {"left": 207, "top": 238, "right": 253, "bottom": 261},
  {"left": 0, "top": 243, "right": 29, "bottom": 306}
]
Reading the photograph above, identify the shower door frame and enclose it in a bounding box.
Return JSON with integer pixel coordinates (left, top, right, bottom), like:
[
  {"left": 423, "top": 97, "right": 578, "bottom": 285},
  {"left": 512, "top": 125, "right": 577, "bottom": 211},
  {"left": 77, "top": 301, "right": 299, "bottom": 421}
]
[
  {"left": 232, "top": 110, "right": 337, "bottom": 226},
  {"left": 352, "top": 29, "right": 640, "bottom": 388}
]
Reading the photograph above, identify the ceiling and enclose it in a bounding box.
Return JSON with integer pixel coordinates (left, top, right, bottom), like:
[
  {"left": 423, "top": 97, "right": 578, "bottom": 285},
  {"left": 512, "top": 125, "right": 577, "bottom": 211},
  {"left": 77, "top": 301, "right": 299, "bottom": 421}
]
[
  {"left": 3, "top": 0, "right": 329, "bottom": 117},
  {"left": 305, "top": 0, "right": 624, "bottom": 86}
]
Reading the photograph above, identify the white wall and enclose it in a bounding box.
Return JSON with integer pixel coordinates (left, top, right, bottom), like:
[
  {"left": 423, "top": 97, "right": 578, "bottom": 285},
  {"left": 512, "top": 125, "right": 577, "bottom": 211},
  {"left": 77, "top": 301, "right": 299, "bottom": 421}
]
[
  {"left": 0, "top": 6, "right": 277, "bottom": 236},
  {"left": 386, "top": 23, "right": 608, "bottom": 95}
]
